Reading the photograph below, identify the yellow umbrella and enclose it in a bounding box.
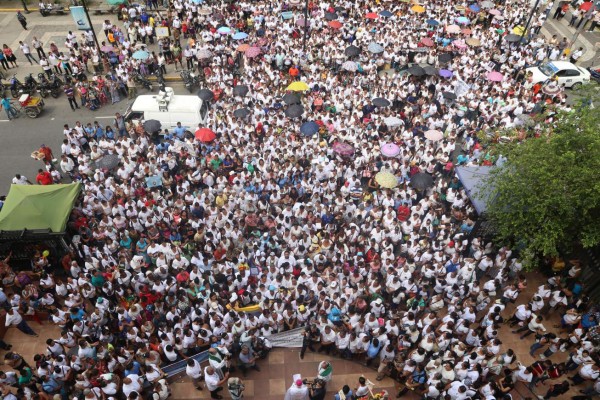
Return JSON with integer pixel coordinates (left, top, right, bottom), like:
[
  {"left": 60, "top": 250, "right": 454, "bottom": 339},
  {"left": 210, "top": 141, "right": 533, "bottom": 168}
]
[
  {"left": 375, "top": 172, "right": 398, "bottom": 189},
  {"left": 466, "top": 38, "right": 481, "bottom": 47},
  {"left": 512, "top": 25, "right": 525, "bottom": 35},
  {"left": 411, "top": 5, "right": 425, "bottom": 13},
  {"left": 286, "top": 81, "right": 310, "bottom": 91}
]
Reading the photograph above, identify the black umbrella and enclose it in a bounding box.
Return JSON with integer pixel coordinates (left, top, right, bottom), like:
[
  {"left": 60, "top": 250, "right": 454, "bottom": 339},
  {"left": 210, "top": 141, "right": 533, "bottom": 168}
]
[
  {"left": 438, "top": 53, "right": 452, "bottom": 63},
  {"left": 197, "top": 88, "right": 214, "bottom": 101},
  {"left": 285, "top": 104, "right": 304, "bottom": 118},
  {"left": 407, "top": 65, "right": 426, "bottom": 76},
  {"left": 410, "top": 172, "right": 434, "bottom": 191},
  {"left": 334, "top": 6, "right": 344, "bottom": 12},
  {"left": 443, "top": 91, "right": 457, "bottom": 100},
  {"left": 143, "top": 119, "right": 161, "bottom": 133},
  {"left": 324, "top": 12, "right": 338, "bottom": 20},
  {"left": 232, "top": 85, "right": 249, "bottom": 97},
  {"left": 344, "top": 45, "right": 361, "bottom": 57},
  {"left": 505, "top": 34, "right": 522, "bottom": 43},
  {"left": 424, "top": 66, "right": 439, "bottom": 76},
  {"left": 283, "top": 93, "right": 301, "bottom": 105},
  {"left": 372, "top": 98, "right": 391, "bottom": 107},
  {"left": 233, "top": 108, "right": 250, "bottom": 118},
  {"left": 94, "top": 154, "right": 120, "bottom": 171}
]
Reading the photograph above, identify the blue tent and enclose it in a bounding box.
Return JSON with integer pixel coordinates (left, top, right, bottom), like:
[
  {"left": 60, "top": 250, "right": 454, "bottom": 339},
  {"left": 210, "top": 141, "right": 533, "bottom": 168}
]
[{"left": 455, "top": 166, "right": 494, "bottom": 215}]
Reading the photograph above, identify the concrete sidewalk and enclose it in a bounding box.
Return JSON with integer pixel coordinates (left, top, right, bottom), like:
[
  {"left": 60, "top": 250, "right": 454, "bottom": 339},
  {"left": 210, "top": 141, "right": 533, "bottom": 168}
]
[
  {"left": 542, "top": 17, "right": 600, "bottom": 67},
  {"left": 0, "top": 4, "right": 186, "bottom": 82}
]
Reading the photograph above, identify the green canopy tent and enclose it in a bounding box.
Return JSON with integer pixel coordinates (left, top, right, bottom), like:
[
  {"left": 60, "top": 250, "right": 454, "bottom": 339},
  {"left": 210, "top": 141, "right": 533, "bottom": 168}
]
[{"left": 0, "top": 183, "right": 81, "bottom": 233}]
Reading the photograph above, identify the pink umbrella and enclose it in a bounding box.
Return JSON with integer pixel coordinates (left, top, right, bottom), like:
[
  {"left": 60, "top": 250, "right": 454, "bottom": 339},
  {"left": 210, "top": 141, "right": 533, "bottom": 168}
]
[
  {"left": 446, "top": 24, "right": 461, "bottom": 34},
  {"left": 332, "top": 142, "right": 355, "bottom": 156},
  {"left": 420, "top": 37, "right": 434, "bottom": 47},
  {"left": 424, "top": 130, "right": 443, "bottom": 141},
  {"left": 486, "top": 71, "right": 504, "bottom": 82},
  {"left": 296, "top": 18, "right": 309, "bottom": 27},
  {"left": 488, "top": 9, "right": 501, "bottom": 16},
  {"left": 381, "top": 143, "right": 400, "bottom": 157},
  {"left": 453, "top": 40, "right": 467, "bottom": 49},
  {"left": 245, "top": 46, "right": 262, "bottom": 58}
]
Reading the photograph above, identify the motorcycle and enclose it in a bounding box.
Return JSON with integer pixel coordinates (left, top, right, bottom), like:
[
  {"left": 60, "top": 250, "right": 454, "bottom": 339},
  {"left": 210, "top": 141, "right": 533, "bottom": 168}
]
[
  {"left": 133, "top": 72, "right": 152, "bottom": 91},
  {"left": 37, "top": 73, "right": 62, "bottom": 98},
  {"left": 180, "top": 69, "right": 198, "bottom": 93},
  {"left": 10, "top": 74, "right": 38, "bottom": 98},
  {"left": 39, "top": 2, "right": 53, "bottom": 16}
]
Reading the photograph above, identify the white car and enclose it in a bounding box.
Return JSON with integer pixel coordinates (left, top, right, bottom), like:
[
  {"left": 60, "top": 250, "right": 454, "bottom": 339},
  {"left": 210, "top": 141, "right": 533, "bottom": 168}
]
[{"left": 526, "top": 61, "right": 591, "bottom": 89}]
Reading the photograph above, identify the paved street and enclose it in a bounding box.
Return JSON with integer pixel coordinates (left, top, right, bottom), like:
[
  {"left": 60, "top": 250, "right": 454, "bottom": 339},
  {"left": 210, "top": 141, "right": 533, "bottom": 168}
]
[{"left": 0, "top": 9, "right": 184, "bottom": 194}]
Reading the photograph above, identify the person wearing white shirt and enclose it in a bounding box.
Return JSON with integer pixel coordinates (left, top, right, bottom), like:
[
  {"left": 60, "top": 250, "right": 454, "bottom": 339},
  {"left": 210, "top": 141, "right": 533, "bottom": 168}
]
[
  {"left": 11, "top": 174, "right": 31, "bottom": 185},
  {"left": 5, "top": 308, "right": 37, "bottom": 336},
  {"left": 204, "top": 366, "right": 228, "bottom": 399}
]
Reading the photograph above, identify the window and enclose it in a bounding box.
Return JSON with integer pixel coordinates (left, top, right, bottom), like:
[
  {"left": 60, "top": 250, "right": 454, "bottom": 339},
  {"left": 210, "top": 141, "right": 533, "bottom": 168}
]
[
  {"left": 126, "top": 111, "right": 144, "bottom": 122},
  {"left": 556, "top": 69, "right": 580, "bottom": 77}
]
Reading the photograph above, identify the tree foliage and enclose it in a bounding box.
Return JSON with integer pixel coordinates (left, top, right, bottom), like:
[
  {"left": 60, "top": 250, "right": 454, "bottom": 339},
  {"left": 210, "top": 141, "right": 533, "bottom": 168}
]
[{"left": 483, "top": 86, "right": 600, "bottom": 261}]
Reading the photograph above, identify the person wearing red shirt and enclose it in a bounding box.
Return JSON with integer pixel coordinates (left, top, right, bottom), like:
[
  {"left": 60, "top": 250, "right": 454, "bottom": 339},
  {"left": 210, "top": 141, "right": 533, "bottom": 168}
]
[{"left": 36, "top": 169, "right": 53, "bottom": 185}]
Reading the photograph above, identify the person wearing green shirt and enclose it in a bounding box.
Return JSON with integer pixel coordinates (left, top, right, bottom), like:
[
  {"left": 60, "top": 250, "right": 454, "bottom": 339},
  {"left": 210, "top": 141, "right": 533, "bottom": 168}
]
[
  {"left": 91, "top": 270, "right": 106, "bottom": 288},
  {"left": 17, "top": 367, "right": 32, "bottom": 386},
  {"left": 210, "top": 157, "right": 222, "bottom": 171}
]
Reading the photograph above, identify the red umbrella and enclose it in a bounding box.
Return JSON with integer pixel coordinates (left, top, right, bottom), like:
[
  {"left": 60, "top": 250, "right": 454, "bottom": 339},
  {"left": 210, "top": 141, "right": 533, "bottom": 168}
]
[
  {"left": 420, "top": 37, "right": 434, "bottom": 47},
  {"left": 580, "top": 1, "right": 592, "bottom": 11},
  {"left": 328, "top": 20, "right": 342, "bottom": 29},
  {"left": 195, "top": 128, "right": 216, "bottom": 142},
  {"left": 365, "top": 12, "right": 379, "bottom": 19}
]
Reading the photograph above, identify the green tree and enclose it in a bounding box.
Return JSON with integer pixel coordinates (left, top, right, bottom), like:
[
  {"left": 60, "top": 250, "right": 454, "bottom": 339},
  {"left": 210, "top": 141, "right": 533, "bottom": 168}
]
[{"left": 483, "top": 87, "right": 600, "bottom": 264}]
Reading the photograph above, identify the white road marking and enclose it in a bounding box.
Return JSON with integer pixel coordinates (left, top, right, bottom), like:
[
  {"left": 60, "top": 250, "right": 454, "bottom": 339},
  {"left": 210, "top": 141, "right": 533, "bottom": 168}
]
[
  {"left": 0, "top": 120, "right": 10, "bottom": 122},
  {"left": 94, "top": 116, "right": 115, "bottom": 119}
]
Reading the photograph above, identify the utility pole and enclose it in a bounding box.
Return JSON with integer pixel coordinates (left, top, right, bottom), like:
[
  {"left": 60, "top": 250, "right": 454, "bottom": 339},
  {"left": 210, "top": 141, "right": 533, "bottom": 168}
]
[
  {"left": 302, "top": 0, "right": 309, "bottom": 54},
  {"left": 518, "top": 0, "right": 542, "bottom": 46},
  {"left": 81, "top": 0, "right": 102, "bottom": 55}
]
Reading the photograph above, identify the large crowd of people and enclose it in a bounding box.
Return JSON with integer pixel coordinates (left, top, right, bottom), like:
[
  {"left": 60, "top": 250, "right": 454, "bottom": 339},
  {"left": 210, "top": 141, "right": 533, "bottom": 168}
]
[{"left": 0, "top": 0, "right": 598, "bottom": 399}]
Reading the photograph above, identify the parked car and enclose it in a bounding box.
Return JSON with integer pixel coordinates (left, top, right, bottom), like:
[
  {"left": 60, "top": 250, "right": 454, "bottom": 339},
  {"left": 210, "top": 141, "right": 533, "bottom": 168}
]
[
  {"left": 588, "top": 64, "right": 600, "bottom": 83},
  {"left": 526, "top": 61, "right": 591, "bottom": 89}
]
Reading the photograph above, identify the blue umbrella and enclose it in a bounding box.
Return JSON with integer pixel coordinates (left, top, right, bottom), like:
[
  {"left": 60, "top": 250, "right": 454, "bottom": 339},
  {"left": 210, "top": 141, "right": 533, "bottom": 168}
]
[
  {"left": 300, "top": 121, "right": 320, "bottom": 136},
  {"left": 132, "top": 50, "right": 150, "bottom": 60},
  {"left": 439, "top": 69, "right": 453, "bottom": 78},
  {"left": 426, "top": 19, "right": 439, "bottom": 26},
  {"left": 217, "top": 26, "right": 232, "bottom": 34},
  {"left": 191, "top": 0, "right": 203, "bottom": 3},
  {"left": 469, "top": 4, "right": 480, "bottom": 12},
  {"left": 232, "top": 32, "right": 248, "bottom": 40},
  {"left": 456, "top": 16, "right": 470, "bottom": 24},
  {"left": 379, "top": 10, "right": 393, "bottom": 17},
  {"left": 367, "top": 42, "right": 384, "bottom": 54}
]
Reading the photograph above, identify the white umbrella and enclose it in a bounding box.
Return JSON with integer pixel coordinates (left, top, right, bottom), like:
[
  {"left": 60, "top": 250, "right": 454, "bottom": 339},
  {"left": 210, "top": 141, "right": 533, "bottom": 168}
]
[
  {"left": 384, "top": 116, "right": 403, "bottom": 127},
  {"left": 342, "top": 61, "right": 358, "bottom": 71},
  {"left": 197, "top": 49, "right": 213, "bottom": 59},
  {"left": 424, "top": 130, "right": 443, "bottom": 141}
]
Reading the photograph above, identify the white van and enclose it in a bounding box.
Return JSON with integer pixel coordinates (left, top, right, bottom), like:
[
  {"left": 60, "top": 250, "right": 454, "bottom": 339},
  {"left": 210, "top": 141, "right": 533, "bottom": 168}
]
[{"left": 124, "top": 87, "right": 209, "bottom": 133}]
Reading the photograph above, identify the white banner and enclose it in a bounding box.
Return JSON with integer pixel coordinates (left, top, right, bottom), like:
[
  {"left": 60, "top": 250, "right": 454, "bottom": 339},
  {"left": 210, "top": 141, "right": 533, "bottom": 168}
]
[{"left": 268, "top": 327, "right": 305, "bottom": 348}]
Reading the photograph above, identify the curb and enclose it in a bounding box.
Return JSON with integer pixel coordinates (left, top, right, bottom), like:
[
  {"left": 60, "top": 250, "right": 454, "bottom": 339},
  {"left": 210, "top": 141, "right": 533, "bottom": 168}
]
[
  {"left": 148, "top": 76, "right": 182, "bottom": 82},
  {"left": 0, "top": 8, "right": 40, "bottom": 12}
]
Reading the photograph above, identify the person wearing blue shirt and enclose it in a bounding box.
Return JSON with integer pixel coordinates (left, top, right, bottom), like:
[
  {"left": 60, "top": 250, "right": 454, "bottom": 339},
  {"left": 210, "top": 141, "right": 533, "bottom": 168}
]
[
  {"left": 334, "top": 385, "right": 354, "bottom": 400},
  {"left": 365, "top": 338, "right": 382, "bottom": 366},
  {"left": 173, "top": 122, "right": 186, "bottom": 139},
  {"left": 0, "top": 97, "right": 17, "bottom": 120},
  {"left": 124, "top": 360, "right": 142, "bottom": 377}
]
